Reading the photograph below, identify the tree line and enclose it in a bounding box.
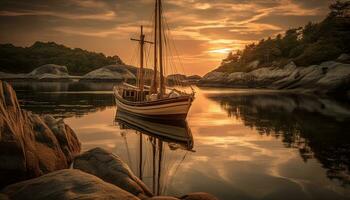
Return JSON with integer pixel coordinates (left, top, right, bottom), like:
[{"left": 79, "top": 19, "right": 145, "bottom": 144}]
[
  {"left": 216, "top": 0, "right": 350, "bottom": 73},
  {"left": 0, "top": 41, "right": 124, "bottom": 75}
]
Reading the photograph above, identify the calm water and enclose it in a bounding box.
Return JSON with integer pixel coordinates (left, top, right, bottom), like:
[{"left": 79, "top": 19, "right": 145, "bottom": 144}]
[{"left": 9, "top": 81, "right": 350, "bottom": 200}]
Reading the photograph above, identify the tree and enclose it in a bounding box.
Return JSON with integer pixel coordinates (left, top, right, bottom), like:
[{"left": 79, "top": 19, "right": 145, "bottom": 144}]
[{"left": 329, "top": 0, "right": 350, "bottom": 17}]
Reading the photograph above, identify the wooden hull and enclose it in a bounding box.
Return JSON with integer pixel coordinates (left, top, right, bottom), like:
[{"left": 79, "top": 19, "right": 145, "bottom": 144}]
[{"left": 114, "top": 89, "right": 194, "bottom": 120}]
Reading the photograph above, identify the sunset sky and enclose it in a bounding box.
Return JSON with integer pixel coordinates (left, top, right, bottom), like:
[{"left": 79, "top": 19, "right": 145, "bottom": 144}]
[{"left": 0, "top": 0, "right": 331, "bottom": 75}]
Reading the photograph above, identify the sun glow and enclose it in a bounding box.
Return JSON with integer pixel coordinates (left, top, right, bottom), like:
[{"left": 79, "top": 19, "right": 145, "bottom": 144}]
[{"left": 208, "top": 48, "right": 232, "bottom": 54}]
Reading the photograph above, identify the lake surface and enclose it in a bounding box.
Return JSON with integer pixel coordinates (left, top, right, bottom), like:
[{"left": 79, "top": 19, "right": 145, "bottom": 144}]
[{"left": 8, "top": 81, "right": 350, "bottom": 200}]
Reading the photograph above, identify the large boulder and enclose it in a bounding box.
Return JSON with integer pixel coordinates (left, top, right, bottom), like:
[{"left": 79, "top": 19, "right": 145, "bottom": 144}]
[
  {"left": 0, "top": 169, "right": 139, "bottom": 200},
  {"left": 0, "top": 81, "right": 81, "bottom": 188},
  {"left": 81, "top": 64, "right": 136, "bottom": 81},
  {"left": 27, "top": 64, "right": 71, "bottom": 80},
  {"left": 73, "top": 147, "right": 153, "bottom": 199}
]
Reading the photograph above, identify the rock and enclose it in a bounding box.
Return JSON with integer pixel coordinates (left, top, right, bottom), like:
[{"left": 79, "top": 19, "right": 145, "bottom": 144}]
[
  {"left": 41, "top": 115, "right": 81, "bottom": 164},
  {"left": 167, "top": 74, "right": 187, "bottom": 81},
  {"left": 73, "top": 147, "right": 153, "bottom": 198},
  {"left": 146, "top": 197, "right": 180, "bottom": 200},
  {"left": 0, "top": 81, "right": 81, "bottom": 188},
  {"left": 0, "top": 72, "right": 27, "bottom": 80},
  {"left": 337, "top": 53, "right": 350, "bottom": 62},
  {"left": 27, "top": 64, "right": 71, "bottom": 80},
  {"left": 187, "top": 75, "right": 201, "bottom": 80},
  {"left": 167, "top": 74, "right": 187, "bottom": 85},
  {"left": 199, "top": 61, "right": 350, "bottom": 94},
  {"left": 180, "top": 193, "right": 219, "bottom": 200},
  {"left": 81, "top": 64, "right": 136, "bottom": 81},
  {"left": 0, "top": 169, "right": 139, "bottom": 200},
  {"left": 167, "top": 74, "right": 202, "bottom": 85},
  {"left": 201, "top": 72, "right": 229, "bottom": 85}
]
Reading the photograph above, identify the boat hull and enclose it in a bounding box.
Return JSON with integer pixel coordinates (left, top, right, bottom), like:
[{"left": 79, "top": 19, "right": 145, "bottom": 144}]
[{"left": 114, "top": 93, "right": 193, "bottom": 120}]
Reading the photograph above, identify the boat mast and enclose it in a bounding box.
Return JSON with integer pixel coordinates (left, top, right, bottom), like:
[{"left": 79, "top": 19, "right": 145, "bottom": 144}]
[
  {"left": 131, "top": 26, "right": 152, "bottom": 100},
  {"left": 151, "top": 0, "right": 158, "bottom": 94},
  {"left": 158, "top": 0, "right": 165, "bottom": 97}
]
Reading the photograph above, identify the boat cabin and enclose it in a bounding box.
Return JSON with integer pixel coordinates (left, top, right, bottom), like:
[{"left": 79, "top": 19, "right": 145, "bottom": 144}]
[{"left": 118, "top": 83, "right": 150, "bottom": 102}]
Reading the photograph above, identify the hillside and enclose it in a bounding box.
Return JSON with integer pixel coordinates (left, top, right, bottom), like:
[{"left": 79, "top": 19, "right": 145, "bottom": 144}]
[
  {"left": 213, "top": 1, "right": 350, "bottom": 74},
  {"left": 0, "top": 42, "right": 124, "bottom": 75},
  {"left": 199, "top": 1, "right": 350, "bottom": 95}
]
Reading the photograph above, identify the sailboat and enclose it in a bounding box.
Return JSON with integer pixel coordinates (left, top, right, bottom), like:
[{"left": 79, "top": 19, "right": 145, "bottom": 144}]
[{"left": 113, "top": 0, "right": 195, "bottom": 119}]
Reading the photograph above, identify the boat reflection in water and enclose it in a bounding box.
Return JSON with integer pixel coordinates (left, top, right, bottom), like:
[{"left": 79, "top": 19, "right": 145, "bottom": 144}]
[{"left": 115, "top": 110, "right": 194, "bottom": 195}]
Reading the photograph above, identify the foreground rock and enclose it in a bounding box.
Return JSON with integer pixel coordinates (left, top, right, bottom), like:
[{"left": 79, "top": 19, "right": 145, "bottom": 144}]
[
  {"left": 74, "top": 147, "right": 153, "bottom": 199},
  {"left": 199, "top": 60, "right": 350, "bottom": 94},
  {"left": 0, "top": 168, "right": 218, "bottom": 200},
  {"left": 81, "top": 64, "right": 136, "bottom": 81},
  {"left": 73, "top": 148, "right": 218, "bottom": 200},
  {"left": 0, "top": 146, "right": 218, "bottom": 200},
  {"left": 180, "top": 193, "right": 219, "bottom": 200},
  {"left": 1, "top": 169, "right": 139, "bottom": 200},
  {"left": 0, "top": 81, "right": 81, "bottom": 188}
]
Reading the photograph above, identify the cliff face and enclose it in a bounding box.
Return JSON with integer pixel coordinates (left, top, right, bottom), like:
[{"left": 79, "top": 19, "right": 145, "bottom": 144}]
[
  {"left": 199, "top": 60, "right": 350, "bottom": 94},
  {"left": 0, "top": 81, "right": 81, "bottom": 188}
]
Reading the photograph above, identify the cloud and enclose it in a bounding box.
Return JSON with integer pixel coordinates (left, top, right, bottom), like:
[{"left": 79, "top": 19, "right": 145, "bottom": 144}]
[
  {"left": 0, "top": 10, "right": 116, "bottom": 20},
  {"left": 0, "top": 0, "right": 329, "bottom": 75}
]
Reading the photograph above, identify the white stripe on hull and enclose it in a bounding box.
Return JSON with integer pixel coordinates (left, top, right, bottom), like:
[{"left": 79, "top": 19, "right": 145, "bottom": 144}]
[{"left": 115, "top": 97, "right": 191, "bottom": 116}]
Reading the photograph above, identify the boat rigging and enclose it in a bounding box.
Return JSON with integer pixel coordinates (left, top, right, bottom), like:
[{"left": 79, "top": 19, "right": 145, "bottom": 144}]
[{"left": 113, "top": 0, "right": 195, "bottom": 119}]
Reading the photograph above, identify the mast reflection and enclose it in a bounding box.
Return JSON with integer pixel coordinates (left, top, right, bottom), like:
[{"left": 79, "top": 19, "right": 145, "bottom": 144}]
[{"left": 115, "top": 110, "right": 194, "bottom": 195}]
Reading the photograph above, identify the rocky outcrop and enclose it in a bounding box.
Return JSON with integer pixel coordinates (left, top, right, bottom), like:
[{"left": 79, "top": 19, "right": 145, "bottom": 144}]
[
  {"left": 73, "top": 147, "right": 153, "bottom": 199},
  {"left": 0, "top": 64, "right": 72, "bottom": 81},
  {"left": 200, "top": 60, "right": 350, "bottom": 94},
  {"left": 337, "top": 53, "right": 350, "bottom": 63},
  {"left": 81, "top": 64, "right": 136, "bottom": 81},
  {"left": 0, "top": 81, "right": 81, "bottom": 188},
  {"left": 27, "top": 64, "right": 70, "bottom": 80},
  {"left": 167, "top": 74, "right": 202, "bottom": 85},
  {"left": 0, "top": 169, "right": 139, "bottom": 200},
  {"left": 0, "top": 72, "right": 27, "bottom": 79}
]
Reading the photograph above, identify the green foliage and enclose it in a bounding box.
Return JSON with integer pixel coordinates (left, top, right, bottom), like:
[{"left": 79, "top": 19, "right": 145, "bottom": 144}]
[
  {"left": 294, "top": 40, "right": 342, "bottom": 66},
  {"left": 0, "top": 42, "right": 124, "bottom": 75},
  {"left": 217, "top": 0, "right": 350, "bottom": 73}
]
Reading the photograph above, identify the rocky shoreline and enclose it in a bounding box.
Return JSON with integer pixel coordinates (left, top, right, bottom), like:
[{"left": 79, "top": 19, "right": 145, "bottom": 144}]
[
  {"left": 0, "top": 64, "right": 140, "bottom": 82},
  {"left": 0, "top": 81, "right": 217, "bottom": 200},
  {"left": 199, "top": 55, "right": 350, "bottom": 96}
]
